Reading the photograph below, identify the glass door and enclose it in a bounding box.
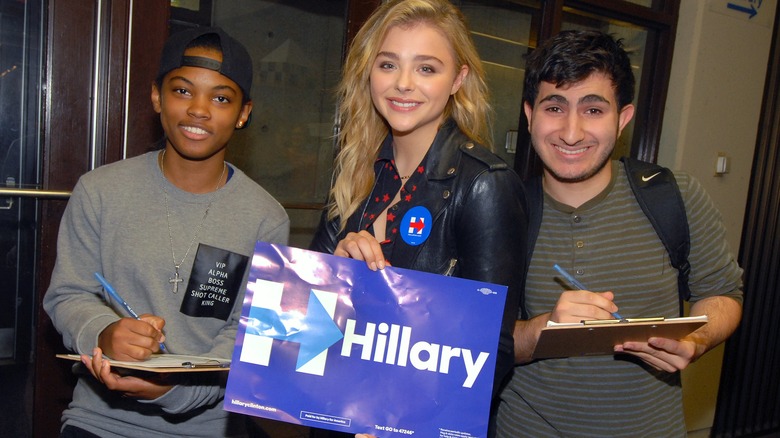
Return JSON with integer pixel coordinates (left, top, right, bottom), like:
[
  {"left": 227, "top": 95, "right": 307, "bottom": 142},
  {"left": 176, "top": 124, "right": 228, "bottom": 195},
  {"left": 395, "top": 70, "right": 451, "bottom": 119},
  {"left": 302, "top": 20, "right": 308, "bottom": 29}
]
[
  {"left": 455, "top": 0, "right": 540, "bottom": 165},
  {"left": 0, "top": 0, "right": 44, "bottom": 436}
]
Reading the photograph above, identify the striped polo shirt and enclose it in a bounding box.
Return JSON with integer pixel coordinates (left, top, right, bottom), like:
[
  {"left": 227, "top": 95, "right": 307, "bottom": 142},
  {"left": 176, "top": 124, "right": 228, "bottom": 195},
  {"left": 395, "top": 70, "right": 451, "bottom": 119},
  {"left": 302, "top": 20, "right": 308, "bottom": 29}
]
[{"left": 496, "top": 161, "right": 743, "bottom": 437}]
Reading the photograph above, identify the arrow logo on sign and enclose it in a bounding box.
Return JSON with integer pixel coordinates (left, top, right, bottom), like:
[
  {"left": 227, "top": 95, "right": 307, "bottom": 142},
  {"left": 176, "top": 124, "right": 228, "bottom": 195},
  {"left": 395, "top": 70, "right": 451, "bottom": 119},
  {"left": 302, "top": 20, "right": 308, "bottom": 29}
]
[{"left": 246, "top": 291, "right": 344, "bottom": 371}]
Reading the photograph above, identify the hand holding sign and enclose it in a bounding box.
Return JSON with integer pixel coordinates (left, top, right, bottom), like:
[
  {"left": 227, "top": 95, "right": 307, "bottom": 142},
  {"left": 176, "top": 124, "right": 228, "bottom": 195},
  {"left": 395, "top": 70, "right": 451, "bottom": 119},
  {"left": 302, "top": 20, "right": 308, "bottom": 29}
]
[{"left": 225, "top": 242, "right": 506, "bottom": 437}]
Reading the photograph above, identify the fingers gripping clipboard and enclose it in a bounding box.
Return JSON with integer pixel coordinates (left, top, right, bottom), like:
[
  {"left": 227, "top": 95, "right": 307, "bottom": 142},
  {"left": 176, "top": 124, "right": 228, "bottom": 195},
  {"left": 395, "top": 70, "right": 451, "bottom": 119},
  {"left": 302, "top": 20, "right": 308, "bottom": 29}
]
[{"left": 531, "top": 315, "right": 708, "bottom": 360}]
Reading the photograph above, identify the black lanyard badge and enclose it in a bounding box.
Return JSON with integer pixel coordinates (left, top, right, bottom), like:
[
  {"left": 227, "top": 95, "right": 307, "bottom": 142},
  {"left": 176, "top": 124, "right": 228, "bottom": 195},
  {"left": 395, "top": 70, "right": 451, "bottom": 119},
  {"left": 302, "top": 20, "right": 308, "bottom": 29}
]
[{"left": 180, "top": 243, "right": 249, "bottom": 320}]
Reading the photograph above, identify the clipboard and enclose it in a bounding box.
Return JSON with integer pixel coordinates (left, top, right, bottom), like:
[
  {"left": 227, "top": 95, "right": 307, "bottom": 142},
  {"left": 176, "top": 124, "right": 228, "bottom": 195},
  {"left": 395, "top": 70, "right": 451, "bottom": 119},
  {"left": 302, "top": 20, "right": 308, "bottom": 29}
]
[
  {"left": 56, "top": 353, "right": 231, "bottom": 372},
  {"left": 532, "top": 315, "right": 708, "bottom": 359}
]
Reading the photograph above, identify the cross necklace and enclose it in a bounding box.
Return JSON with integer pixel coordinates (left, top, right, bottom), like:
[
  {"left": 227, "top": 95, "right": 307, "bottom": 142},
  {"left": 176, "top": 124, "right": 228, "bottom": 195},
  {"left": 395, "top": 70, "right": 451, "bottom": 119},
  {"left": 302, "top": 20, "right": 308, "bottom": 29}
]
[{"left": 159, "top": 150, "right": 226, "bottom": 293}]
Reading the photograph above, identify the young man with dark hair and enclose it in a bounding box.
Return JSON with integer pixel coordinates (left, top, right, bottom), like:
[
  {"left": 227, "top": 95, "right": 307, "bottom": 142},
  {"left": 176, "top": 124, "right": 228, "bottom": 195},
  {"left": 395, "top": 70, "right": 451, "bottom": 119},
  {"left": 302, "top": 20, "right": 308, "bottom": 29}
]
[{"left": 496, "top": 30, "right": 743, "bottom": 437}]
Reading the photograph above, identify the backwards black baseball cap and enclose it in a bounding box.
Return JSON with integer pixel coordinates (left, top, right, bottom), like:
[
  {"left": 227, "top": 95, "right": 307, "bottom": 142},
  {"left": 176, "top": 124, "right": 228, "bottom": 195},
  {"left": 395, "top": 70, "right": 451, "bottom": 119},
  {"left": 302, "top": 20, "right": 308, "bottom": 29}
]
[{"left": 156, "top": 26, "right": 253, "bottom": 101}]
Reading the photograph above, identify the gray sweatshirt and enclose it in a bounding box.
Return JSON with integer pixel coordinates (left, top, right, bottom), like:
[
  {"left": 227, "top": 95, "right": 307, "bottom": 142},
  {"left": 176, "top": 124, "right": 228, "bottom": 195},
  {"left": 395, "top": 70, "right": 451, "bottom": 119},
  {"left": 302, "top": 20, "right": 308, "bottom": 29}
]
[{"left": 44, "top": 151, "right": 289, "bottom": 437}]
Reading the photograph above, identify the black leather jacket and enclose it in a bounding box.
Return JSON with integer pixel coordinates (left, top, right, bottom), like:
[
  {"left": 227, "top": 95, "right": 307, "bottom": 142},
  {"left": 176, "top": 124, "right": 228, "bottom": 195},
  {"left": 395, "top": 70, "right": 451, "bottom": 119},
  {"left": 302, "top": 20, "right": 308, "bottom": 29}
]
[{"left": 310, "top": 119, "right": 528, "bottom": 400}]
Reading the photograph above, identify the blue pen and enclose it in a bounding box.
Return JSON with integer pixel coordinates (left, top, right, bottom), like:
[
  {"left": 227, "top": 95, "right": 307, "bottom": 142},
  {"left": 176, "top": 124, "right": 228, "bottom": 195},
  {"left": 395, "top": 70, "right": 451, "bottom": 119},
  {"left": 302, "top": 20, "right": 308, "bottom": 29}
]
[
  {"left": 552, "top": 264, "right": 623, "bottom": 320},
  {"left": 94, "top": 272, "right": 168, "bottom": 352}
]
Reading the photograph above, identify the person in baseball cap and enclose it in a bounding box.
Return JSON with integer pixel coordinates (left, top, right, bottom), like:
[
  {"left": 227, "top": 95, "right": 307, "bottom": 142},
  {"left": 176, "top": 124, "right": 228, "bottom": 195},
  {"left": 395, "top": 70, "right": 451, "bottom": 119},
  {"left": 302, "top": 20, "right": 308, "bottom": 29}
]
[
  {"left": 156, "top": 26, "right": 253, "bottom": 104},
  {"left": 44, "top": 25, "right": 289, "bottom": 438}
]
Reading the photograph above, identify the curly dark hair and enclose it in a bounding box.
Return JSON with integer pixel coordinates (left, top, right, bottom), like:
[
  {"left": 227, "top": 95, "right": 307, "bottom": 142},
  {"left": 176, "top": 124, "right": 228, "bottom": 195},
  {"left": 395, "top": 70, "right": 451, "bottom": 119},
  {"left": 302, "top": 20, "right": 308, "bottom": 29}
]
[{"left": 523, "top": 30, "right": 635, "bottom": 110}]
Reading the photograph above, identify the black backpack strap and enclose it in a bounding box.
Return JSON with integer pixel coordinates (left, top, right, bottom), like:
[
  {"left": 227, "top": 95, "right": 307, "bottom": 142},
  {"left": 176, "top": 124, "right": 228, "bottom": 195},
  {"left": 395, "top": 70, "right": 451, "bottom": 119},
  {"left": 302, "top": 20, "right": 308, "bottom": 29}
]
[
  {"left": 525, "top": 176, "right": 544, "bottom": 264},
  {"left": 521, "top": 176, "right": 544, "bottom": 320},
  {"left": 620, "top": 157, "right": 691, "bottom": 315}
]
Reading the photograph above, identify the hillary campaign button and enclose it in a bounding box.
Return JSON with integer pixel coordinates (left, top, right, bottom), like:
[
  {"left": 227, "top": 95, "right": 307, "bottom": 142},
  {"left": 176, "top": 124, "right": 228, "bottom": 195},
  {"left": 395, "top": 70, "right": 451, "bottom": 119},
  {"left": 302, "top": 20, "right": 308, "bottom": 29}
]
[{"left": 400, "top": 206, "right": 432, "bottom": 246}]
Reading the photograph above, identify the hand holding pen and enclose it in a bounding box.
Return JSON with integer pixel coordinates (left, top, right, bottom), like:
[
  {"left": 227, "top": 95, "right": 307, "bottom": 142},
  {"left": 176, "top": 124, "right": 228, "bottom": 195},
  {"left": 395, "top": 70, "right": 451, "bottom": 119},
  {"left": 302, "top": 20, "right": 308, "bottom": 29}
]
[
  {"left": 94, "top": 272, "right": 168, "bottom": 354},
  {"left": 553, "top": 264, "right": 624, "bottom": 320}
]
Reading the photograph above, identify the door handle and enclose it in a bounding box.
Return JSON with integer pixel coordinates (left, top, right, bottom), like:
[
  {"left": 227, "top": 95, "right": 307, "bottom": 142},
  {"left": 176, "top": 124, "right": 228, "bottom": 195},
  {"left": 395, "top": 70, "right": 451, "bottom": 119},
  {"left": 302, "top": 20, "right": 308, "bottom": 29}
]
[{"left": 0, "top": 187, "right": 71, "bottom": 210}]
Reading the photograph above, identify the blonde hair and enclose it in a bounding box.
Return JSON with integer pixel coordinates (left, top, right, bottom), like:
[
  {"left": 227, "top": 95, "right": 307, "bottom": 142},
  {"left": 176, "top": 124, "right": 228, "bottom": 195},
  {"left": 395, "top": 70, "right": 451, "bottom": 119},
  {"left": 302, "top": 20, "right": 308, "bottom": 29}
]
[{"left": 328, "top": 0, "right": 491, "bottom": 229}]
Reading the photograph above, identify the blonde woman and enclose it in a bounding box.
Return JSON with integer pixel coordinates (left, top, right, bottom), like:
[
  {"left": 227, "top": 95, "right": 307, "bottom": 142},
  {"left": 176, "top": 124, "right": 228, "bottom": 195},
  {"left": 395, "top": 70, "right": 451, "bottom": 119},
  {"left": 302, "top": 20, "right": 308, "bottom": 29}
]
[{"left": 310, "top": 1, "right": 527, "bottom": 435}]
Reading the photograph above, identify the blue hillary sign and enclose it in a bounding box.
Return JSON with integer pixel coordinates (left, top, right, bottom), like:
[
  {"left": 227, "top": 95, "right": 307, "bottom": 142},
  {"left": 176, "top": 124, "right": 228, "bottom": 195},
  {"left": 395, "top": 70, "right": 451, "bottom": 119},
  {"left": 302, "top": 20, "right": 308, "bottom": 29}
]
[{"left": 225, "top": 242, "right": 507, "bottom": 437}]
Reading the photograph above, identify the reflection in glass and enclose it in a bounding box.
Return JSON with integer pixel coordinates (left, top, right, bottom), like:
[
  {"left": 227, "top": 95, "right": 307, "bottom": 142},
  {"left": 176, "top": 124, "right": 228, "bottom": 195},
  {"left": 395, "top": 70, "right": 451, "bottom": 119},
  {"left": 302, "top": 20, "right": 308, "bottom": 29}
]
[
  {"left": 455, "top": 1, "right": 537, "bottom": 165},
  {"left": 212, "top": 1, "right": 348, "bottom": 247}
]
